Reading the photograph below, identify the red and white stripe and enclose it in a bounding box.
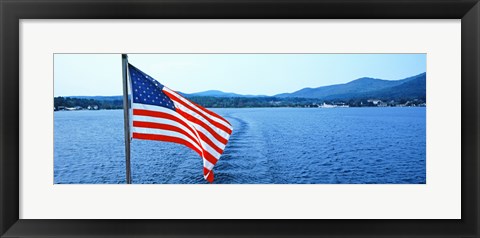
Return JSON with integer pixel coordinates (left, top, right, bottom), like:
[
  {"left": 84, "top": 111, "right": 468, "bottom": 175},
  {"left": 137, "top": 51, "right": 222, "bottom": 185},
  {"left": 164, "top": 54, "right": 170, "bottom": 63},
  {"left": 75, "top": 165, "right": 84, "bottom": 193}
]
[{"left": 131, "top": 87, "right": 233, "bottom": 182}]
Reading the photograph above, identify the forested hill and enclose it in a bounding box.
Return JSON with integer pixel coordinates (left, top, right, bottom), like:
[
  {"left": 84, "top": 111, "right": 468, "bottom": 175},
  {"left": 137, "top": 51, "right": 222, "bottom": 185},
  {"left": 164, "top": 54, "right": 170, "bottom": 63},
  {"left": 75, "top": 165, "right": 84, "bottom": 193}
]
[
  {"left": 275, "top": 72, "right": 426, "bottom": 100},
  {"left": 55, "top": 72, "right": 426, "bottom": 109}
]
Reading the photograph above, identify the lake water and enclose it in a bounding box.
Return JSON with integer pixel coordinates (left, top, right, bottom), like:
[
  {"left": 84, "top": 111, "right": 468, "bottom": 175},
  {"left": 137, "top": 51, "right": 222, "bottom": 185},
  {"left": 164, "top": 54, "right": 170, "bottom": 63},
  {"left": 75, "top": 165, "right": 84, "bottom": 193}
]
[{"left": 54, "top": 107, "right": 426, "bottom": 184}]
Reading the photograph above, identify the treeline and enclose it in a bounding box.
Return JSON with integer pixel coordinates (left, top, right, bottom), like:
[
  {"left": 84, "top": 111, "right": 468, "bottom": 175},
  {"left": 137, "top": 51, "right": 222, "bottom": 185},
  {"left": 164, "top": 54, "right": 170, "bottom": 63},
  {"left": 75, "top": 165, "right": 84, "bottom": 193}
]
[
  {"left": 54, "top": 97, "right": 123, "bottom": 110},
  {"left": 187, "top": 97, "right": 426, "bottom": 108},
  {"left": 188, "top": 97, "right": 322, "bottom": 108},
  {"left": 54, "top": 96, "right": 426, "bottom": 110}
]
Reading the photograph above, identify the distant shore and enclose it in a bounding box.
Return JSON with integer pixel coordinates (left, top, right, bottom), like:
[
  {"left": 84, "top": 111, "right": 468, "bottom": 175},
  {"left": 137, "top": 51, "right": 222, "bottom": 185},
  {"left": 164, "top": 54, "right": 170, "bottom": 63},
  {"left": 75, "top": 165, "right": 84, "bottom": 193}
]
[
  {"left": 55, "top": 104, "right": 426, "bottom": 112},
  {"left": 54, "top": 96, "right": 426, "bottom": 111}
]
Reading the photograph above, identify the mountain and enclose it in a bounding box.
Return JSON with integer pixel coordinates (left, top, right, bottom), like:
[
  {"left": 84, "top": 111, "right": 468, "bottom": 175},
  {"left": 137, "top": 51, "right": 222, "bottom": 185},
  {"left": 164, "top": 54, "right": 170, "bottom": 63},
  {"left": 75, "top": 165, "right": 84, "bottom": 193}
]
[
  {"left": 65, "top": 73, "right": 425, "bottom": 102},
  {"left": 275, "top": 73, "right": 426, "bottom": 100},
  {"left": 361, "top": 73, "right": 426, "bottom": 100},
  {"left": 68, "top": 90, "right": 266, "bottom": 101},
  {"left": 180, "top": 90, "right": 267, "bottom": 98}
]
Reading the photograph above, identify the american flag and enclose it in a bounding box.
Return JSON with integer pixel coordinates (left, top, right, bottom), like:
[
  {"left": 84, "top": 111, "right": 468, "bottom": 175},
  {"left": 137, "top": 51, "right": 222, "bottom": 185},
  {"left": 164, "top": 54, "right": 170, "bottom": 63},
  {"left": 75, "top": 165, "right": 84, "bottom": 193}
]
[{"left": 128, "top": 64, "right": 233, "bottom": 183}]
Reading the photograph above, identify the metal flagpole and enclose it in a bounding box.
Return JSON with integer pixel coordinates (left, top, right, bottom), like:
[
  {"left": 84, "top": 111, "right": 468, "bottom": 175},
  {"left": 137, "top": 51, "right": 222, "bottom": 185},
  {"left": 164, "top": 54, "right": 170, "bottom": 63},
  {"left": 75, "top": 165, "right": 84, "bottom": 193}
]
[{"left": 122, "top": 54, "right": 132, "bottom": 184}]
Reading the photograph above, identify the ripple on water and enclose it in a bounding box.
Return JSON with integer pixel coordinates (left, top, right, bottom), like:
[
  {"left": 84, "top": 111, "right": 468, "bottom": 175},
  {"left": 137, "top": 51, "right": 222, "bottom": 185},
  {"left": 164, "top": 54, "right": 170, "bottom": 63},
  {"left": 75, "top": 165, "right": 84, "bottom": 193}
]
[{"left": 54, "top": 107, "right": 426, "bottom": 184}]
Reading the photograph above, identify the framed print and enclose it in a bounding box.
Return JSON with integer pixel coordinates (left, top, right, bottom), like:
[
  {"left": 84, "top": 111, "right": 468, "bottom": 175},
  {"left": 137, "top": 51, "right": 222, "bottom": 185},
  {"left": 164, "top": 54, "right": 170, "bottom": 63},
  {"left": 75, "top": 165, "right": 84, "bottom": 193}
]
[{"left": 1, "top": 0, "right": 479, "bottom": 237}]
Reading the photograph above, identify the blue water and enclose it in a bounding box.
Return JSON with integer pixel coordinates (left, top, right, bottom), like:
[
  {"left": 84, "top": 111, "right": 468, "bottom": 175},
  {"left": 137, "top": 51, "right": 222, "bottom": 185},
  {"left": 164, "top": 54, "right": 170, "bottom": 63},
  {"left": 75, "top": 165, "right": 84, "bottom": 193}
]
[{"left": 54, "top": 107, "right": 426, "bottom": 184}]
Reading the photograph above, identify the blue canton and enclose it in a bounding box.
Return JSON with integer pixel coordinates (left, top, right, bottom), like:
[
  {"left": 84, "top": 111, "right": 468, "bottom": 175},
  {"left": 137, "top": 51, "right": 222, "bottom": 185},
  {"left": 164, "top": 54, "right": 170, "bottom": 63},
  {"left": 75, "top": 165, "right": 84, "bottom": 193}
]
[{"left": 128, "top": 64, "right": 175, "bottom": 110}]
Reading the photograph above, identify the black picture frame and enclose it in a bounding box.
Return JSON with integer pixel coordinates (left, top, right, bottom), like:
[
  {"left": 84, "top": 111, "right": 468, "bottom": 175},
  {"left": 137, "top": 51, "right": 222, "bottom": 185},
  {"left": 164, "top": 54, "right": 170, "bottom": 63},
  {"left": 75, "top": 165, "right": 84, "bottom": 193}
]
[{"left": 1, "top": 0, "right": 479, "bottom": 237}]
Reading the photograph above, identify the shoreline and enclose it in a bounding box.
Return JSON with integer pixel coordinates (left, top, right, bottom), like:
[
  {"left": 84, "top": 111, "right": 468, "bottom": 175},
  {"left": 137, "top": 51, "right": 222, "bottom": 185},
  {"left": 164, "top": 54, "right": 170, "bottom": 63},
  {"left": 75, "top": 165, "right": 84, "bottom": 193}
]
[{"left": 54, "top": 106, "right": 426, "bottom": 112}]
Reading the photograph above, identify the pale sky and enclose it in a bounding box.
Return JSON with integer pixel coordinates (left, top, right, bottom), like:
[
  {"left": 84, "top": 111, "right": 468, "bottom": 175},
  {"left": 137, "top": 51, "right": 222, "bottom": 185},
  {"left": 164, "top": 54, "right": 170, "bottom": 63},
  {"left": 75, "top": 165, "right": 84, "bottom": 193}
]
[{"left": 54, "top": 53, "right": 426, "bottom": 97}]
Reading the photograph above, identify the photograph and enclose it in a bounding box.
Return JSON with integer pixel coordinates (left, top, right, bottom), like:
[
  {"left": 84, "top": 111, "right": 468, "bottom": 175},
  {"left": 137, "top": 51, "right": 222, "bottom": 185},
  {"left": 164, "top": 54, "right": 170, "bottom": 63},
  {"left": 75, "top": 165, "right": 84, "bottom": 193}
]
[{"left": 54, "top": 53, "right": 426, "bottom": 184}]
